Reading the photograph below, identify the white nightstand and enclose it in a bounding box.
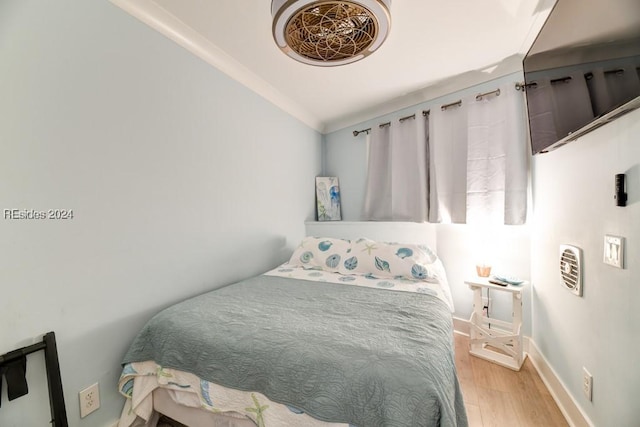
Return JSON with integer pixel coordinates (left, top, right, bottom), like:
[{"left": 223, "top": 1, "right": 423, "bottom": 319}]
[{"left": 465, "top": 276, "right": 526, "bottom": 371}]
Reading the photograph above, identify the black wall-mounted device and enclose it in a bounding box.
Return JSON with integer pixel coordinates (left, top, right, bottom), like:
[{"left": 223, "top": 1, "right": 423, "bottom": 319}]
[{"left": 615, "top": 174, "right": 627, "bottom": 207}]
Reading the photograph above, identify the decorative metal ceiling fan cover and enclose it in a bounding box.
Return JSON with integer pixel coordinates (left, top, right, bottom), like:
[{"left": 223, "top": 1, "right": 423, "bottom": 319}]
[{"left": 271, "top": 0, "right": 392, "bottom": 66}]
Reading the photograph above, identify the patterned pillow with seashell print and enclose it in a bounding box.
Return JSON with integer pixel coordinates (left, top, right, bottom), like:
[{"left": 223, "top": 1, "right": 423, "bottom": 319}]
[
  {"left": 287, "top": 237, "right": 441, "bottom": 282},
  {"left": 342, "top": 238, "right": 440, "bottom": 282},
  {"left": 287, "top": 236, "right": 352, "bottom": 273}
]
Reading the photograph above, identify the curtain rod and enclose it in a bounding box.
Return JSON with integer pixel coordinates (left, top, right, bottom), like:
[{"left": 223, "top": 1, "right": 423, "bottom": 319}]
[
  {"left": 515, "top": 81, "right": 537, "bottom": 91},
  {"left": 355, "top": 81, "right": 525, "bottom": 135},
  {"left": 353, "top": 110, "right": 430, "bottom": 137},
  {"left": 399, "top": 110, "right": 430, "bottom": 122},
  {"left": 352, "top": 121, "right": 391, "bottom": 137},
  {"left": 604, "top": 68, "right": 625, "bottom": 75},
  {"left": 352, "top": 128, "right": 371, "bottom": 136},
  {"left": 476, "top": 88, "right": 500, "bottom": 101},
  {"left": 551, "top": 76, "right": 572, "bottom": 84},
  {"left": 441, "top": 100, "right": 462, "bottom": 111}
]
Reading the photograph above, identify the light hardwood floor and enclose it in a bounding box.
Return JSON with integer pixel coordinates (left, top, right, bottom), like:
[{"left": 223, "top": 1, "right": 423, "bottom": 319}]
[{"left": 454, "top": 333, "right": 569, "bottom": 427}]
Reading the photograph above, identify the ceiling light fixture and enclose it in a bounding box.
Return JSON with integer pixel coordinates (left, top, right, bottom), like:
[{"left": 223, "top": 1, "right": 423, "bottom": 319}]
[{"left": 271, "top": 0, "right": 392, "bottom": 66}]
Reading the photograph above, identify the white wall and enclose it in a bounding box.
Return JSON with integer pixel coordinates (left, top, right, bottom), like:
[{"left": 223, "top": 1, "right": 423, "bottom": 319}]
[
  {"left": 0, "top": 1, "right": 321, "bottom": 426},
  {"left": 435, "top": 223, "right": 531, "bottom": 331},
  {"left": 323, "top": 73, "right": 532, "bottom": 329},
  {"left": 531, "top": 108, "right": 640, "bottom": 426}
]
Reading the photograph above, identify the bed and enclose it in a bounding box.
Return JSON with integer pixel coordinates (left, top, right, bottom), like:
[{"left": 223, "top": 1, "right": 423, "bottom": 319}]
[{"left": 117, "top": 237, "right": 467, "bottom": 427}]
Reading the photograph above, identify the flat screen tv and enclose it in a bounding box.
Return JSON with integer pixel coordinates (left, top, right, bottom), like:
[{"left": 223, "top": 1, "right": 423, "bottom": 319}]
[{"left": 523, "top": 0, "right": 640, "bottom": 154}]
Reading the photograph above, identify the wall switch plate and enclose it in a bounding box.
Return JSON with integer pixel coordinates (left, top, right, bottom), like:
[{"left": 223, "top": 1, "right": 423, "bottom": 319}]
[
  {"left": 582, "top": 367, "right": 593, "bottom": 401},
  {"left": 79, "top": 383, "right": 100, "bottom": 418},
  {"left": 603, "top": 235, "right": 624, "bottom": 268}
]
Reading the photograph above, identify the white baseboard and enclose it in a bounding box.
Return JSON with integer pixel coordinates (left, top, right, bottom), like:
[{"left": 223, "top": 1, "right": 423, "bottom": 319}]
[
  {"left": 526, "top": 339, "right": 594, "bottom": 427},
  {"left": 452, "top": 315, "right": 470, "bottom": 336},
  {"left": 453, "top": 317, "right": 593, "bottom": 427}
]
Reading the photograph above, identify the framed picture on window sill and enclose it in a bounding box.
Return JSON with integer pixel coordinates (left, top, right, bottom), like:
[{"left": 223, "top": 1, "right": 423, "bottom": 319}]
[{"left": 316, "top": 177, "right": 341, "bottom": 221}]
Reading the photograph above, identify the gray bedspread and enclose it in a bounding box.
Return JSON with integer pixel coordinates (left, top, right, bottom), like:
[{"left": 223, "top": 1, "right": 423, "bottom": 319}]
[{"left": 123, "top": 275, "right": 468, "bottom": 427}]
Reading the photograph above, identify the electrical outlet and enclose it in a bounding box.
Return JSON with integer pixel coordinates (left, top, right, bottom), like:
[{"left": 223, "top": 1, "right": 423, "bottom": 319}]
[
  {"left": 482, "top": 297, "right": 491, "bottom": 317},
  {"left": 79, "top": 383, "right": 100, "bottom": 418},
  {"left": 582, "top": 367, "right": 593, "bottom": 401}
]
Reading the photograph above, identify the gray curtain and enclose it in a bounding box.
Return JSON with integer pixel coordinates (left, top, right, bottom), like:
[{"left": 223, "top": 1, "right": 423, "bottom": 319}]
[
  {"left": 362, "top": 115, "right": 428, "bottom": 222},
  {"left": 362, "top": 125, "right": 392, "bottom": 220},
  {"left": 363, "top": 83, "right": 528, "bottom": 225},
  {"left": 430, "top": 101, "right": 468, "bottom": 224},
  {"left": 430, "top": 83, "right": 528, "bottom": 225},
  {"left": 465, "top": 83, "right": 528, "bottom": 225}
]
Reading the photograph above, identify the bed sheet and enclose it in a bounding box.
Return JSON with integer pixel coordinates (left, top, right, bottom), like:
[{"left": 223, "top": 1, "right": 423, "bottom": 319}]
[
  {"left": 118, "top": 360, "right": 350, "bottom": 427},
  {"left": 266, "top": 262, "right": 455, "bottom": 312}
]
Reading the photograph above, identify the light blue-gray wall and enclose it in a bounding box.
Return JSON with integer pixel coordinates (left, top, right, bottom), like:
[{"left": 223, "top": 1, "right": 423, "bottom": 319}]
[
  {"left": 0, "top": 1, "right": 321, "bottom": 426},
  {"left": 531, "top": 108, "right": 640, "bottom": 426}
]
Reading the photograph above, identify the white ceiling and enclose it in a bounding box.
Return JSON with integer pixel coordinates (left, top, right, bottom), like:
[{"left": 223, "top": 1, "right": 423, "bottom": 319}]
[{"left": 110, "top": 0, "right": 556, "bottom": 133}]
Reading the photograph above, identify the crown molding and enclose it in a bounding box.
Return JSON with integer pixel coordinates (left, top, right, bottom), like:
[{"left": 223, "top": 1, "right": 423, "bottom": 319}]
[{"left": 109, "top": 0, "right": 324, "bottom": 132}]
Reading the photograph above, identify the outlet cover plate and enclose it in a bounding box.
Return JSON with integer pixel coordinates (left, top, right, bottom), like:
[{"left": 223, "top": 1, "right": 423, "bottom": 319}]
[
  {"left": 603, "top": 235, "right": 624, "bottom": 268},
  {"left": 79, "top": 383, "right": 100, "bottom": 418},
  {"left": 582, "top": 367, "right": 593, "bottom": 401}
]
